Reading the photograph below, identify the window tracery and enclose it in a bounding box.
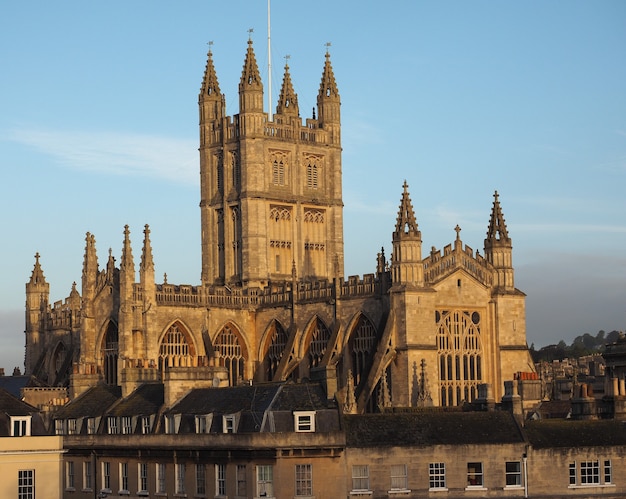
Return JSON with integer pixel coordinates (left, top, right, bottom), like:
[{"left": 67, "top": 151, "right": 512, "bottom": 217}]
[
  {"left": 214, "top": 324, "right": 246, "bottom": 386},
  {"left": 436, "top": 310, "right": 483, "bottom": 406}
]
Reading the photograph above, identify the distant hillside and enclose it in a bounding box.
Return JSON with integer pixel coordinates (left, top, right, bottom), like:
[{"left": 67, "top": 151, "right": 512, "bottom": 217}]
[{"left": 530, "top": 330, "right": 621, "bottom": 363}]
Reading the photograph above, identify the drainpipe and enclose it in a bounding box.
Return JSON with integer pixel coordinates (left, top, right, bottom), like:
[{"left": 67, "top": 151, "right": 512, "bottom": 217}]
[{"left": 523, "top": 451, "right": 528, "bottom": 498}]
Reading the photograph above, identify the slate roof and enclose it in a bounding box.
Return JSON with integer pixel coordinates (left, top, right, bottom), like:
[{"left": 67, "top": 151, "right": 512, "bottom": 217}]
[
  {"left": 271, "top": 382, "right": 334, "bottom": 411},
  {"left": 344, "top": 410, "right": 525, "bottom": 447},
  {"left": 0, "top": 387, "right": 38, "bottom": 416},
  {"left": 107, "top": 383, "right": 164, "bottom": 417},
  {"left": 524, "top": 419, "right": 626, "bottom": 448},
  {"left": 168, "top": 383, "right": 281, "bottom": 416},
  {"left": 53, "top": 383, "right": 121, "bottom": 419},
  {"left": 0, "top": 375, "right": 47, "bottom": 398}
]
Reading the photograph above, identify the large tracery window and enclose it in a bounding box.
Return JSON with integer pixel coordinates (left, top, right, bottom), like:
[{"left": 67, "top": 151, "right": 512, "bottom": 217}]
[
  {"left": 214, "top": 324, "right": 246, "bottom": 386},
  {"left": 102, "top": 323, "right": 119, "bottom": 386},
  {"left": 159, "top": 323, "right": 195, "bottom": 369},
  {"left": 307, "top": 318, "right": 331, "bottom": 370},
  {"left": 262, "top": 321, "right": 288, "bottom": 381},
  {"left": 436, "top": 310, "right": 483, "bottom": 406},
  {"left": 350, "top": 315, "right": 377, "bottom": 386}
]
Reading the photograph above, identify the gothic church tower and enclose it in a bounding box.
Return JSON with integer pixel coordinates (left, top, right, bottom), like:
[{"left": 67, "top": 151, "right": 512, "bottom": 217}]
[{"left": 199, "top": 41, "right": 344, "bottom": 287}]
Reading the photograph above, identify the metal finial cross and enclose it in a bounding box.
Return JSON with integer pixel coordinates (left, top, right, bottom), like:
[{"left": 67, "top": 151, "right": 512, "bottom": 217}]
[
  {"left": 248, "top": 28, "right": 254, "bottom": 40},
  {"left": 207, "top": 40, "right": 213, "bottom": 52},
  {"left": 454, "top": 224, "right": 462, "bottom": 239},
  {"left": 325, "top": 42, "right": 332, "bottom": 55}
]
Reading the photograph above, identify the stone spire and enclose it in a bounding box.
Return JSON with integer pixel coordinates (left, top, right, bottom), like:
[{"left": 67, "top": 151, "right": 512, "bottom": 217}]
[
  {"left": 81, "top": 233, "right": 98, "bottom": 300},
  {"left": 393, "top": 180, "right": 420, "bottom": 239},
  {"left": 275, "top": 62, "right": 299, "bottom": 116},
  {"left": 140, "top": 224, "right": 154, "bottom": 274},
  {"left": 238, "top": 38, "right": 264, "bottom": 113},
  {"left": 317, "top": 49, "right": 340, "bottom": 128},
  {"left": 199, "top": 45, "right": 224, "bottom": 123},
  {"left": 485, "top": 190, "right": 510, "bottom": 243},
  {"left": 120, "top": 225, "right": 135, "bottom": 274},
  {"left": 28, "top": 252, "right": 47, "bottom": 286},
  {"left": 484, "top": 191, "right": 514, "bottom": 289},
  {"left": 391, "top": 181, "right": 423, "bottom": 286}
]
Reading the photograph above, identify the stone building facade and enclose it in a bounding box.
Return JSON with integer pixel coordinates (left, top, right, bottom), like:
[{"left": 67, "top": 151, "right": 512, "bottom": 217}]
[{"left": 24, "top": 39, "right": 533, "bottom": 409}]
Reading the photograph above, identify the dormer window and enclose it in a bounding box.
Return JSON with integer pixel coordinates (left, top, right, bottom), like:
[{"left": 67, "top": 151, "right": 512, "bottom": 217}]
[
  {"left": 223, "top": 414, "right": 237, "bottom": 434},
  {"left": 55, "top": 419, "right": 66, "bottom": 436},
  {"left": 165, "top": 414, "right": 180, "bottom": 434},
  {"left": 294, "top": 411, "right": 316, "bottom": 432},
  {"left": 195, "top": 415, "right": 210, "bottom": 434},
  {"left": 121, "top": 416, "right": 132, "bottom": 435},
  {"left": 11, "top": 416, "right": 31, "bottom": 437},
  {"left": 67, "top": 418, "right": 77, "bottom": 435},
  {"left": 107, "top": 416, "right": 119, "bottom": 435},
  {"left": 140, "top": 416, "right": 151, "bottom": 435},
  {"left": 86, "top": 417, "right": 96, "bottom": 434}
]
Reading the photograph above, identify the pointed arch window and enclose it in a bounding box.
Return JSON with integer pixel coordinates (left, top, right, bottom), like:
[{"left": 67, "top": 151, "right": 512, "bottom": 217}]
[
  {"left": 263, "top": 321, "right": 288, "bottom": 381},
  {"left": 436, "top": 310, "right": 483, "bottom": 407},
  {"left": 102, "top": 323, "right": 119, "bottom": 386},
  {"left": 214, "top": 324, "right": 247, "bottom": 386},
  {"left": 350, "top": 315, "right": 377, "bottom": 386},
  {"left": 307, "top": 319, "right": 331, "bottom": 369},
  {"left": 159, "top": 323, "right": 195, "bottom": 369}
]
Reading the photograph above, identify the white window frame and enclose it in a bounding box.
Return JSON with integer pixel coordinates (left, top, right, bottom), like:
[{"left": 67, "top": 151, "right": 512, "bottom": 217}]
[
  {"left": 138, "top": 462, "right": 149, "bottom": 496},
  {"left": 196, "top": 463, "right": 206, "bottom": 496},
  {"left": 67, "top": 418, "right": 77, "bottom": 435},
  {"left": 11, "top": 416, "right": 31, "bottom": 437},
  {"left": 505, "top": 461, "right": 522, "bottom": 488},
  {"left": 156, "top": 463, "right": 166, "bottom": 494},
  {"left": 294, "top": 411, "right": 316, "bottom": 432},
  {"left": 65, "top": 461, "right": 75, "bottom": 490},
  {"left": 223, "top": 414, "right": 237, "bottom": 433},
  {"left": 429, "top": 462, "right": 446, "bottom": 491},
  {"left": 54, "top": 419, "right": 66, "bottom": 435},
  {"left": 604, "top": 460, "right": 612, "bottom": 484},
  {"left": 175, "top": 462, "right": 186, "bottom": 495},
  {"left": 466, "top": 462, "right": 485, "bottom": 490},
  {"left": 119, "top": 462, "right": 130, "bottom": 495},
  {"left": 295, "top": 463, "right": 313, "bottom": 497},
  {"left": 141, "top": 416, "right": 151, "bottom": 434},
  {"left": 83, "top": 461, "right": 92, "bottom": 491},
  {"left": 256, "top": 464, "right": 274, "bottom": 498},
  {"left": 195, "top": 415, "right": 208, "bottom": 434},
  {"left": 101, "top": 461, "right": 111, "bottom": 494},
  {"left": 18, "top": 469, "right": 34, "bottom": 499},
  {"left": 351, "top": 464, "right": 370, "bottom": 493},
  {"left": 215, "top": 463, "right": 226, "bottom": 496},
  {"left": 87, "top": 417, "right": 96, "bottom": 434},
  {"left": 121, "top": 416, "right": 133, "bottom": 434},
  {"left": 389, "top": 464, "right": 408, "bottom": 492},
  {"left": 569, "top": 459, "right": 614, "bottom": 488},
  {"left": 107, "top": 416, "right": 119, "bottom": 435}
]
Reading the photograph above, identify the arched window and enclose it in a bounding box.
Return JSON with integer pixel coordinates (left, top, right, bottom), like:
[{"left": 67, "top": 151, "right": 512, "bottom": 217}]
[
  {"left": 436, "top": 310, "right": 483, "bottom": 407},
  {"left": 102, "top": 323, "right": 119, "bottom": 386},
  {"left": 262, "top": 321, "right": 288, "bottom": 381},
  {"left": 307, "top": 318, "right": 331, "bottom": 370},
  {"left": 349, "top": 315, "right": 377, "bottom": 386},
  {"left": 159, "top": 323, "right": 194, "bottom": 368},
  {"left": 214, "top": 324, "right": 246, "bottom": 386}
]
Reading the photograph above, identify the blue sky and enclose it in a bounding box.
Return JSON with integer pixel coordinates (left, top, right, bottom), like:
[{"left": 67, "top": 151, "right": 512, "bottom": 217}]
[{"left": 1, "top": 1, "right": 625, "bottom": 371}]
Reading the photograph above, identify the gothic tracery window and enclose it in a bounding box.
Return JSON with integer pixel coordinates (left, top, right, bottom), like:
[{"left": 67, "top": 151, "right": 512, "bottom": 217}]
[
  {"left": 350, "top": 315, "right": 377, "bottom": 386},
  {"left": 214, "top": 324, "right": 246, "bottom": 386},
  {"left": 436, "top": 310, "right": 483, "bottom": 406},
  {"left": 307, "top": 318, "right": 331, "bottom": 370},
  {"left": 159, "top": 322, "right": 195, "bottom": 369},
  {"left": 263, "top": 321, "right": 288, "bottom": 381},
  {"left": 102, "top": 323, "right": 119, "bottom": 386}
]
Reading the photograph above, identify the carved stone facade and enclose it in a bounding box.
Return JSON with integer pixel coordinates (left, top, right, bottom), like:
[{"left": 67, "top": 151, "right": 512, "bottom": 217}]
[{"left": 24, "top": 40, "right": 533, "bottom": 408}]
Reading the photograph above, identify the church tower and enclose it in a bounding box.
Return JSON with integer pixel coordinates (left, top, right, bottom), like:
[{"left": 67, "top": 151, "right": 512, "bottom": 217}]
[
  {"left": 199, "top": 40, "right": 344, "bottom": 287},
  {"left": 24, "top": 253, "right": 49, "bottom": 375},
  {"left": 484, "top": 191, "right": 514, "bottom": 290}
]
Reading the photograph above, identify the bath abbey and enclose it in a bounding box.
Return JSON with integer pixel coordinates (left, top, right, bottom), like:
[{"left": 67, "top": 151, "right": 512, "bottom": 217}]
[{"left": 23, "top": 39, "right": 534, "bottom": 410}]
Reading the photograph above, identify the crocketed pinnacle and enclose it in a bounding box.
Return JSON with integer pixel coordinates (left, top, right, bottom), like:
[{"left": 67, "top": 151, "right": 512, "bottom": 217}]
[
  {"left": 393, "top": 181, "right": 421, "bottom": 239},
  {"left": 486, "top": 191, "right": 510, "bottom": 242},
  {"left": 82, "top": 232, "right": 98, "bottom": 278},
  {"left": 141, "top": 224, "right": 154, "bottom": 272},
  {"left": 318, "top": 51, "right": 339, "bottom": 99},
  {"left": 120, "top": 225, "right": 135, "bottom": 273},
  {"left": 239, "top": 39, "right": 262, "bottom": 90},
  {"left": 199, "top": 48, "right": 222, "bottom": 100},
  {"left": 276, "top": 63, "right": 299, "bottom": 116},
  {"left": 29, "top": 252, "right": 47, "bottom": 285}
]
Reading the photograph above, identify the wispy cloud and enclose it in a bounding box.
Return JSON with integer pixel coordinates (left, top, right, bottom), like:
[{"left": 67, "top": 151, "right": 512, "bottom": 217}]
[
  {"left": 516, "top": 223, "right": 626, "bottom": 234},
  {"left": 7, "top": 128, "right": 198, "bottom": 185}
]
